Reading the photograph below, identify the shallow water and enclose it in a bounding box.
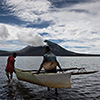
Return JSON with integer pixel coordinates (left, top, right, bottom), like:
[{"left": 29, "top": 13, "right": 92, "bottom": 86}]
[{"left": 0, "top": 56, "right": 100, "bottom": 100}]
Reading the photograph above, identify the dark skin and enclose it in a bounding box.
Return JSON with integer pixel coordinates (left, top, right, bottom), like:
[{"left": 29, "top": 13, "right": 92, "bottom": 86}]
[
  {"left": 37, "top": 48, "right": 63, "bottom": 94},
  {"left": 37, "top": 49, "right": 63, "bottom": 74},
  {"left": 6, "top": 54, "right": 17, "bottom": 81}
]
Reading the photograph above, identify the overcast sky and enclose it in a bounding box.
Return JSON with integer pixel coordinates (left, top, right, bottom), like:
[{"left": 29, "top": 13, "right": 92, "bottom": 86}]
[{"left": 0, "top": 0, "right": 100, "bottom": 54}]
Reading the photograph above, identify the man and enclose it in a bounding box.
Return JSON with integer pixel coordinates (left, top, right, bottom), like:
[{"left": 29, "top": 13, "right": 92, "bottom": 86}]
[
  {"left": 37, "top": 46, "right": 63, "bottom": 94},
  {"left": 5, "top": 52, "right": 17, "bottom": 82}
]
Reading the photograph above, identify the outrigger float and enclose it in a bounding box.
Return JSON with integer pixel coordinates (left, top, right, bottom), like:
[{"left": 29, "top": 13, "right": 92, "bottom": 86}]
[{"left": 15, "top": 68, "right": 98, "bottom": 88}]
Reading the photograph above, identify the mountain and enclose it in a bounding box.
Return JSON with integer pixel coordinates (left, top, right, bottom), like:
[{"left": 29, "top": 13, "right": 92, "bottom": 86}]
[
  {"left": 0, "top": 50, "right": 12, "bottom": 56},
  {"left": 0, "top": 40, "right": 100, "bottom": 56},
  {"left": 17, "top": 40, "right": 78, "bottom": 56}
]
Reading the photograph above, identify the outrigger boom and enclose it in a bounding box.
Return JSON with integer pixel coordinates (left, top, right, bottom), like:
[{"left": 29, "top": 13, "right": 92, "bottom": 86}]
[
  {"left": 58, "top": 67, "right": 98, "bottom": 75},
  {"left": 21, "top": 67, "right": 98, "bottom": 75}
]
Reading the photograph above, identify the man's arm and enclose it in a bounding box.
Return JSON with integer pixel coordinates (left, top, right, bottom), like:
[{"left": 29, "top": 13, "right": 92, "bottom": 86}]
[
  {"left": 37, "top": 56, "right": 46, "bottom": 74},
  {"left": 13, "top": 60, "right": 16, "bottom": 73},
  {"left": 56, "top": 59, "right": 63, "bottom": 71}
]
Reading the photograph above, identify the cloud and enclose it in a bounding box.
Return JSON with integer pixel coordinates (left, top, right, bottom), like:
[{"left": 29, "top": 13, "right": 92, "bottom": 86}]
[
  {"left": 3, "top": 0, "right": 51, "bottom": 22},
  {"left": 48, "top": 0, "right": 95, "bottom": 8},
  {"left": 0, "top": 40, "right": 27, "bottom": 51},
  {"left": 0, "top": 23, "right": 45, "bottom": 49},
  {"left": 1, "top": 0, "right": 100, "bottom": 53},
  {"left": 18, "top": 32, "right": 46, "bottom": 46},
  {"left": 41, "top": 1, "right": 100, "bottom": 54},
  {"left": 0, "top": 25, "right": 9, "bottom": 39}
]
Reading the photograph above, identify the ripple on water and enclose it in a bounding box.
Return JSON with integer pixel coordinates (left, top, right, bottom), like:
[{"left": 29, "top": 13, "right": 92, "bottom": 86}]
[{"left": 0, "top": 57, "right": 100, "bottom": 100}]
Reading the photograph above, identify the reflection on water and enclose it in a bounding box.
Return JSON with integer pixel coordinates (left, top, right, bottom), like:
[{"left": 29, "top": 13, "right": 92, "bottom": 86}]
[
  {"left": 0, "top": 57, "right": 100, "bottom": 100},
  {"left": 2, "top": 79, "right": 62, "bottom": 100},
  {"left": 2, "top": 79, "right": 39, "bottom": 100}
]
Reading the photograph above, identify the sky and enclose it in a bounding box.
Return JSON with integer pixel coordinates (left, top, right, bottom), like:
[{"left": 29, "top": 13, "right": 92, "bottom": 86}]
[{"left": 0, "top": 0, "right": 100, "bottom": 54}]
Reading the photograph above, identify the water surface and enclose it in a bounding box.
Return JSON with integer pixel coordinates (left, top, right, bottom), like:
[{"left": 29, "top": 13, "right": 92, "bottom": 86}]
[{"left": 0, "top": 56, "right": 100, "bottom": 100}]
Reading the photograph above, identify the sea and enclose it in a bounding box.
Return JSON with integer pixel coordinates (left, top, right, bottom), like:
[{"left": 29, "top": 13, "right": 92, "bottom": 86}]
[{"left": 0, "top": 56, "right": 100, "bottom": 100}]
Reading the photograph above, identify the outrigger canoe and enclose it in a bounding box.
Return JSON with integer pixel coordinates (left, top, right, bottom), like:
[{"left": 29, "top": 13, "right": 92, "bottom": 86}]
[
  {"left": 15, "top": 68, "right": 98, "bottom": 88},
  {"left": 15, "top": 68, "right": 71, "bottom": 88}
]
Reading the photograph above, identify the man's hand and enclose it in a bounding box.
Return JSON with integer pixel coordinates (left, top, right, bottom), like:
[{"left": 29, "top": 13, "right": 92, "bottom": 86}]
[
  {"left": 36, "top": 70, "right": 40, "bottom": 74},
  {"left": 13, "top": 69, "right": 16, "bottom": 73}
]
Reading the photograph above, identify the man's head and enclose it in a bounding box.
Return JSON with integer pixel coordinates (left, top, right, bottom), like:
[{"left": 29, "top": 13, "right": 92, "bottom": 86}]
[
  {"left": 13, "top": 52, "right": 17, "bottom": 58},
  {"left": 45, "top": 46, "right": 50, "bottom": 53}
]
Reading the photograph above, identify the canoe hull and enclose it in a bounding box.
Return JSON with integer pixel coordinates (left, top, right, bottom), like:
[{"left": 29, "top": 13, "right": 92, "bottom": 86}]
[{"left": 15, "top": 68, "right": 71, "bottom": 88}]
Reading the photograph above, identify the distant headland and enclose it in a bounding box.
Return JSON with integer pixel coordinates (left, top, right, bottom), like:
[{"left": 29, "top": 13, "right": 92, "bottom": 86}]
[{"left": 0, "top": 40, "right": 100, "bottom": 56}]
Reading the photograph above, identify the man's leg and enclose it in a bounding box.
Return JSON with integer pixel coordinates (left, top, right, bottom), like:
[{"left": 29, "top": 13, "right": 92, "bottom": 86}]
[
  {"left": 6, "top": 72, "right": 9, "bottom": 80},
  {"left": 47, "top": 87, "right": 50, "bottom": 91},
  {"left": 10, "top": 72, "right": 13, "bottom": 80},
  {"left": 55, "top": 88, "right": 58, "bottom": 95}
]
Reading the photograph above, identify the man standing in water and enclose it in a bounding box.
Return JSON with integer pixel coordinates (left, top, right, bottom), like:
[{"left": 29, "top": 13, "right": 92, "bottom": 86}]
[
  {"left": 37, "top": 46, "right": 63, "bottom": 94},
  {"left": 5, "top": 52, "right": 17, "bottom": 82}
]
